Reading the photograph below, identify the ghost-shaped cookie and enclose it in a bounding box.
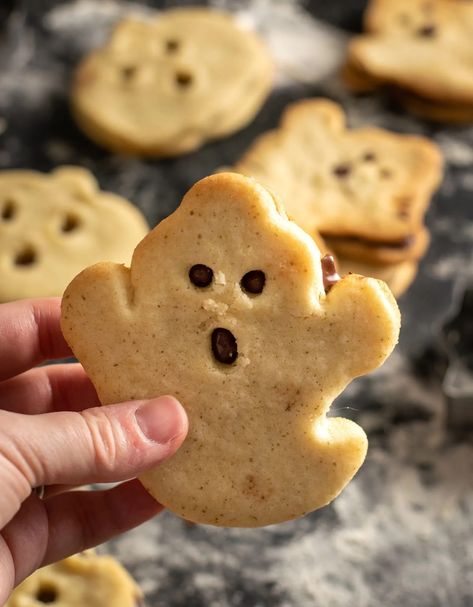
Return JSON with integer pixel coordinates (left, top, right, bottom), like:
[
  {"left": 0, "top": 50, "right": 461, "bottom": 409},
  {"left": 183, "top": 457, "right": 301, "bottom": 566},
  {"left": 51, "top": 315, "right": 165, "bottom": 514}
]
[
  {"left": 71, "top": 8, "right": 273, "bottom": 156},
  {"left": 235, "top": 98, "right": 442, "bottom": 265},
  {"left": 6, "top": 552, "right": 142, "bottom": 607},
  {"left": 0, "top": 167, "right": 148, "bottom": 302},
  {"left": 61, "top": 173, "right": 400, "bottom": 527},
  {"left": 345, "top": 0, "right": 473, "bottom": 122}
]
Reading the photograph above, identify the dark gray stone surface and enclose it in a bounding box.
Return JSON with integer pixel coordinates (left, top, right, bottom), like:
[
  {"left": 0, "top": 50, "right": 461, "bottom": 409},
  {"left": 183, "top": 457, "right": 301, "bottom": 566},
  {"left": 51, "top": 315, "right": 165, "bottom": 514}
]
[{"left": 1, "top": 1, "right": 472, "bottom": 605}]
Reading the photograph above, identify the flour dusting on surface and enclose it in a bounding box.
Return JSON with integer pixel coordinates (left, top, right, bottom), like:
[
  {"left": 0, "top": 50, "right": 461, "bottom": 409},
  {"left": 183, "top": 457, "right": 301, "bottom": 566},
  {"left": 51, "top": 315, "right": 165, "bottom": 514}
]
[{"left": 211, "top": 0, "right": 348, "bottom": 85}]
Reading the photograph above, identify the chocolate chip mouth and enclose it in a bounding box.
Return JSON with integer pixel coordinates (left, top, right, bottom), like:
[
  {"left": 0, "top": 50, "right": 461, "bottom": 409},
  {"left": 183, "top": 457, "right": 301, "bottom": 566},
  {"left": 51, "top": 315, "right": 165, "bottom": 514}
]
[{"left": 211, "top": 328, "right": 238, "bottom": 365}]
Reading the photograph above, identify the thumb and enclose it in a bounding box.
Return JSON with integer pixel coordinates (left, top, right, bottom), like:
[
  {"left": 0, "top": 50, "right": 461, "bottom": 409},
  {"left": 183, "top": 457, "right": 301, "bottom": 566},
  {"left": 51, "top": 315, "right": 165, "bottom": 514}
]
[{"left": 0, "top": 396, "right": 187, "bottom": 514}]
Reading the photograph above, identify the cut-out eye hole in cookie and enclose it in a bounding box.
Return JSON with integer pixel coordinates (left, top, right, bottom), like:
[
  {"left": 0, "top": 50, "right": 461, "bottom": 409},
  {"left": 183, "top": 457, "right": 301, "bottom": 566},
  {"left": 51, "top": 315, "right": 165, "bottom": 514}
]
[
  {"left": 361, "top": 151, "right": 377, "bottom": 162},
  {"left": 121, "top": 66, "right": 137, "bottom": 81},
  {"left": 35, "top": 585, "right": 58, "bottom": 603},
  {"left": 417, "top": 24, "right": 436, "bottom": 37},
  {"left": 14, "top": 245, "right": 37, "bottom": 267},
  {"left": 165, "top": 39, "right": 180, "bottom": 53},
  {"left": 240, "top": 270, "right": 265, "bottom": 294},
  {"left": 189, "top": 264, "right": 213, "bottom": 287},
  {"left": 211, "top": 327, "right": 238, "bottom": 365},
  {"left": 332, "top": 163, "right": 352, "bottom": 178},
  {"left": 175, "top": 71, "right": 193, "bottom": 89},
  {"left": 1, "top": 198, "right": 16, "bottom": 221},
  {"left": 61, "top": 213, "right": 81, "bottom": 233}
]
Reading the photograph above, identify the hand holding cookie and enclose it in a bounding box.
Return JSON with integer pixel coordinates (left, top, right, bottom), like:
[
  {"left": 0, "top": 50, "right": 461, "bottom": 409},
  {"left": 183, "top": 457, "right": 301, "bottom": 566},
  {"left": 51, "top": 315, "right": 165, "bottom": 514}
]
[{"left": 0, "top": 298, "right": 187, "bottom": 605}]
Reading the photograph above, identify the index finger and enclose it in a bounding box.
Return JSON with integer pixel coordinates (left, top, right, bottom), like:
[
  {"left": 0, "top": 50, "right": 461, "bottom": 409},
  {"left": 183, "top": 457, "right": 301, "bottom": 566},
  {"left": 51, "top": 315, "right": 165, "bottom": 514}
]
[{"left": 0, "top": 298, "right": 72, "bottom": 382}]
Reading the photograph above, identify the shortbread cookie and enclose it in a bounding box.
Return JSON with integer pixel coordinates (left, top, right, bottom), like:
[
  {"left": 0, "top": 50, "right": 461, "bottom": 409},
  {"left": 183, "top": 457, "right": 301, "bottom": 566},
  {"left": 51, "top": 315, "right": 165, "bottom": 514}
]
[
  {"left": 72, "top": 8, "right": 273, "bottom": 156},
  {"left": 0, "top": 167, "right": 148, "bottom": 302},
  {"left": 345, "top": 0, "right": 473, "bottom": 121},
  {"left": 235, "top": 99, "right": 441, "bottom": 261},
  {"left": 61, "top": 172, "right": 400, "bottom": 527},
  {"left": 6, "top": 552, "right": 142, "bottom": 607},
  {"left": 337, "top": 256, "right": 417, "bottom": 298}
]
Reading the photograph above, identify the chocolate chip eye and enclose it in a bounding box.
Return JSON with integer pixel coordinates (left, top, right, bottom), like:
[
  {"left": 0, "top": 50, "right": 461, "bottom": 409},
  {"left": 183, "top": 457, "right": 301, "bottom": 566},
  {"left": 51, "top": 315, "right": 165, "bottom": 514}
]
[
  {"left": 241, "top": 270, "right": 265, "bottom": 295},
  {"left": 36, "top": 586, "right": 58, "bottom": 603},
  {"left": 189, "top": 264, "right": 213, "bottom": 287},
  {"left": 211, "top": 328, "right": 238, "bottom": 365}
]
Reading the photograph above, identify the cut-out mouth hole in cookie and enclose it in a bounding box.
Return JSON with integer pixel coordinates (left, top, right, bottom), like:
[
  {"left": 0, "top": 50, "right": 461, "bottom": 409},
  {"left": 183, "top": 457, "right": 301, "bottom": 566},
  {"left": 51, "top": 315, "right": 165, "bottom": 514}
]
[
  {"left": 1, "top": 198, "right": 16, "bottom": 221},
  {"left": 36, "top": 586, "right": 58, "bottom": 603},
  {"left": 361, "top": 151, "right": 376, "bottom": 162},
  {"left": 165, "top": 39, "right": 180, "bottom": 53},
  {"left": 332, "top": 163, "right": 351, "bottom": 178},
  {"left": 175, "top": 71, "right": 193, "bottom": 89},
  {"left": 14, "top": 245, "right": 37, "bottom": 267},
  {"left": 417, "top": 24, "right": 436, "bottom": 38},
  {"left": 211, "top": 328, "right": 238, "bottom": 365},
  {"left": 121, "top": 66, "right": 137, "bottom": 81},
  {"left": 61, "top": 213, "right": 81, "bottom": 233}
]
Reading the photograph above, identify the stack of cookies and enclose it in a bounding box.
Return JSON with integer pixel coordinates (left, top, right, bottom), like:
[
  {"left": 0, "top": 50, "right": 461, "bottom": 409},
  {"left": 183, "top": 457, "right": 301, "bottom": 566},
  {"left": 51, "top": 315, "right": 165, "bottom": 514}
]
[
  {"left": 235, "top": 99, "right": 443, "bottom": 296},
  {"left": 344, "top": 0, "right": 473, "bottom": 123}
]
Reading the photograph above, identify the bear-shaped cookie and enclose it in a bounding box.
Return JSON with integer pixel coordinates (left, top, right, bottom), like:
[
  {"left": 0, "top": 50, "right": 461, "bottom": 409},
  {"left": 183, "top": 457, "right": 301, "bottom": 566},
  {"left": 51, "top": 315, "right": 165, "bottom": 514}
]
[
  {"left": 345, "top": 0, "right": 473, "bottom": 121},
  {"left": 72, "top": 8, "right": 273, "bottom": 156},
  {"left": 61, "top": 173, "right": 400, "bottom": 527},
  {"left": 0, "top": 167, "right": 148, "bottom": 302},
  {"left": 6, "top": 552, "right": 142, "bottom": 607},
  {"left": 235, "top": 98, "right": 442, "bottom": 264}
]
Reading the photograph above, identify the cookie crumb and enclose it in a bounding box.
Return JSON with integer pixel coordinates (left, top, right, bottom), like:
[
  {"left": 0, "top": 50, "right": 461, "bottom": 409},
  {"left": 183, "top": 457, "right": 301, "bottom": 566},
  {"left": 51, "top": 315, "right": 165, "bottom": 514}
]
[
  {"left": 202, "top": 299, "right": 229, "bottom": 315},
  {"left": 214, "top": 270, "right": 226, "bottom": 285}
]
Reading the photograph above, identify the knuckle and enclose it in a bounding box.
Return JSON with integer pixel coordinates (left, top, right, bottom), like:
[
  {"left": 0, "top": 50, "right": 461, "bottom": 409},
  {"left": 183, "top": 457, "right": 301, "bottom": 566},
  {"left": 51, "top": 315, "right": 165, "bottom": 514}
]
[
  {"left": 80, "top": 408, "right": 127, "bottom": 475},
  {"left": 0, "top": 413, "right": 38, "bottom": 512}
]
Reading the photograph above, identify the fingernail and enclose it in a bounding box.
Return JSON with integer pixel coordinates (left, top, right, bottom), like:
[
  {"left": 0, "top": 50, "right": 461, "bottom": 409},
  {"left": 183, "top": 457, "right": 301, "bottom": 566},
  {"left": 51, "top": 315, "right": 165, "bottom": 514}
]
[{"left": 136, "top": 396, "right": 187, "bottom": 444}]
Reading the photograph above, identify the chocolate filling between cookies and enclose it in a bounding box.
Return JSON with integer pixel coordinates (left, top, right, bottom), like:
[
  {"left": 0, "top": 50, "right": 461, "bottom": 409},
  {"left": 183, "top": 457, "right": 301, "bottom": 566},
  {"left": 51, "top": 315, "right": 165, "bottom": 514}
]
[{"left": 323, "top": 233, "right": 415, "bottom": 251}]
